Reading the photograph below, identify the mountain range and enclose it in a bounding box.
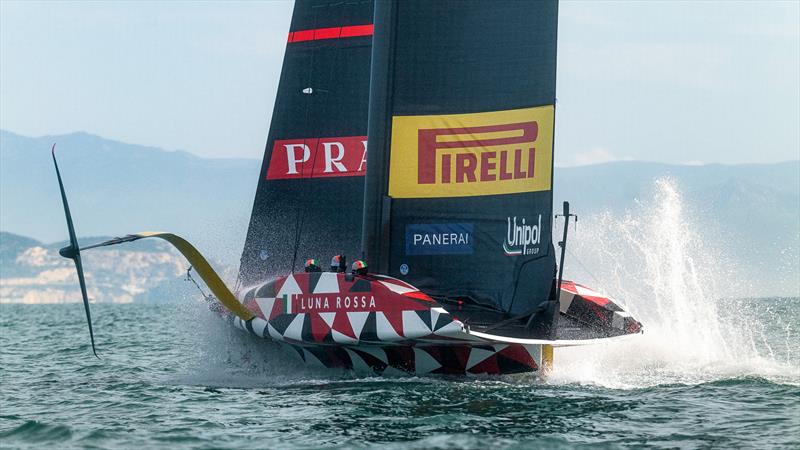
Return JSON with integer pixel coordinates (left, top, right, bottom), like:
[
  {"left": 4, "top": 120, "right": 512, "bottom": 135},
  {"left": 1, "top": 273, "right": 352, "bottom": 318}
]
[
  {"left": 1, "top": 129, "right": 797, "bottom": 301},
  {"left": 0, "top": 129, "right": 258, "bottom": 265},
  {"left": 0, "top": 231, "right": 197, "bottom": 304}
]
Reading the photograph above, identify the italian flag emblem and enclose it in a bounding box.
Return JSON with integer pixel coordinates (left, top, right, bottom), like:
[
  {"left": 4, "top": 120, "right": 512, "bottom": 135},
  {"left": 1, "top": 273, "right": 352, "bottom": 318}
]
[{"left": 282, "top": 294, "right": 292, "bottom": 314}]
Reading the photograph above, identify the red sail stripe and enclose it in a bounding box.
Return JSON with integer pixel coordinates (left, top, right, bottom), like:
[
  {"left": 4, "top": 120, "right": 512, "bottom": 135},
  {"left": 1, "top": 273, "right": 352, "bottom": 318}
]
[
  {"left": 288, "top": 24, "right": 373, "bottom": 43},
  {"left": 339, "top": 24, "right": 373, "bottom": 38}
]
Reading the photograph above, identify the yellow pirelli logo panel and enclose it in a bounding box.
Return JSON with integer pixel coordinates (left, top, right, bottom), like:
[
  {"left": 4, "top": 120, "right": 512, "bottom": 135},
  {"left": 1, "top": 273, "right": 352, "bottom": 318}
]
[{"left": 388, "top": 105, "right": 554, "bottom": 199}]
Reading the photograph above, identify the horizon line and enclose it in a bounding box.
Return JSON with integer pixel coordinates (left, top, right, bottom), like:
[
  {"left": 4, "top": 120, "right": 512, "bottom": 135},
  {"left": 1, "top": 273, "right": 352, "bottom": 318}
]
[{"left": 2, "top": 127, "right": 799, "bottom": 167}]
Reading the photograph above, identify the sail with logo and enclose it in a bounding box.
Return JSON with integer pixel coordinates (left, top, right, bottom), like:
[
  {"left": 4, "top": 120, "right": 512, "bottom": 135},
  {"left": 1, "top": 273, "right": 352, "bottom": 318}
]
[
  {"left": 54, "top": 0, "right": 644, "bottom": 375},
  {"left": 362, "top": 0, "right": 559, "bottom": 334},
  {"left": 239, "top": 0, "right": 374, "bottom": 286}
]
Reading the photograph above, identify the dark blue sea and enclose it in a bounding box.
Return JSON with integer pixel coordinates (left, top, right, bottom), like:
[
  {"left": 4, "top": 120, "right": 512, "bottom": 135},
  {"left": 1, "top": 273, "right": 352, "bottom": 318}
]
[{"left": 1, "top": 297, "right": 798, "bottom": 450}]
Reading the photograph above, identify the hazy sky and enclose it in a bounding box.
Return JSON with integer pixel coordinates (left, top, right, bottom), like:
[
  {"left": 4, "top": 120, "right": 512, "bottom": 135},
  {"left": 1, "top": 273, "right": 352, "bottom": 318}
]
[{"left": 1, "top": 0, "right": 798, "bottom": 165}]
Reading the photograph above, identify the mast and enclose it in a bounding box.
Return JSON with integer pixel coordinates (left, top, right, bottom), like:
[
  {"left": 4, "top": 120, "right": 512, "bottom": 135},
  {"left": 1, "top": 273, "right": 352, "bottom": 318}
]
[{"left": 361, "top": 0, "right": 396, "bottom": 273}]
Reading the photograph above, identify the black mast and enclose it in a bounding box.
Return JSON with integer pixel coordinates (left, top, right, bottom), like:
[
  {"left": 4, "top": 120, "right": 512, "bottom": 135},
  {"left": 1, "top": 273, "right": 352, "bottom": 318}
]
[{"left": 361, "top": 0, "right": 396, "bottom": 273}]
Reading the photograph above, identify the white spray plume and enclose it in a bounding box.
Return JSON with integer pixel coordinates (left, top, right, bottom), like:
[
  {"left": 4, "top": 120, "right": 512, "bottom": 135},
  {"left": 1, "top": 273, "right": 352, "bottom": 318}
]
[{"left": 551, "top": 178, "right": 799, "bottom": 388}]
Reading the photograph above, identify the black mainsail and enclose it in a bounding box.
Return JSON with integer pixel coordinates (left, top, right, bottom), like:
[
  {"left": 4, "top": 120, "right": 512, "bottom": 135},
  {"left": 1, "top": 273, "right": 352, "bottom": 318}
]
[
  {"left": 362, "top": 0, "right": 559, "bottom": 331},
  {"left": 239, "top": 0, "right": 374, "bottom": 286}
]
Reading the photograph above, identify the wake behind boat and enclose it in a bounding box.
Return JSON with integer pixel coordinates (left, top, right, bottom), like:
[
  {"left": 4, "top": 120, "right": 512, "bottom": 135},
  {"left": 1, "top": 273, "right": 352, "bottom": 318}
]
[{"left": 53, "top": 0, "right": 642, "bottom": 376}]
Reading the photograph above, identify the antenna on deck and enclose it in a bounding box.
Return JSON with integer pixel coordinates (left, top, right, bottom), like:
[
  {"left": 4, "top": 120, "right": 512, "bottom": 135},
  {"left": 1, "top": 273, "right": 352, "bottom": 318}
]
[{"left": 554, "top": 201, "right": 578, "bottom": 298}]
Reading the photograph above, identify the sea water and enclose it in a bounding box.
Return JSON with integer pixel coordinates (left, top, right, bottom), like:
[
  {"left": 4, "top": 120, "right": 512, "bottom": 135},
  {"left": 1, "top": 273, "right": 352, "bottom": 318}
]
[{"left": 1, "top": 180, "right": 798, "bottom": 449}]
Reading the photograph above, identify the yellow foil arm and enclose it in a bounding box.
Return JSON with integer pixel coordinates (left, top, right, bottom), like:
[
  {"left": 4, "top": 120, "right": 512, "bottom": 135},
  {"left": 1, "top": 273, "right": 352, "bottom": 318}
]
[{"left": 132, "top": 232, "right": 255, "bottom": 321}]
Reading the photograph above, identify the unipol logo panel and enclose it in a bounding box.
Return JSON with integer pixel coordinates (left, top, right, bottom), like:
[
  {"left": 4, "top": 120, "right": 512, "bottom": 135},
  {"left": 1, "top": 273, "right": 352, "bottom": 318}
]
[
  {"left": 388, "top": 106, "right": 554, "bottom": 198},
  {"left": 266, "top": 136, "right": 368, "bottom": 180}
]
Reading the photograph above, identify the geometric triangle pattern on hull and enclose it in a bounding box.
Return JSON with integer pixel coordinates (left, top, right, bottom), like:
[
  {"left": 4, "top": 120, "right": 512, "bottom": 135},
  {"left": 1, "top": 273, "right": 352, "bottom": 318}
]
[
  {"left": 559, "top": 280, "right": 643, "bottom": 335},
  {"left": 229, "top": 272, "right": 544, "bottom": 375},
  {"left": 278, "top": 342, "right": 539, "bottom": 376},
  {"left": 238, "top": 272, "right": 463, "bottom": 345}
]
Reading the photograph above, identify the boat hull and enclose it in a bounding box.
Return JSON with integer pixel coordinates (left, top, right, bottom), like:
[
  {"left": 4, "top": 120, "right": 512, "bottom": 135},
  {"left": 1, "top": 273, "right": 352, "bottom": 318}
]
[
  {"left": 263, "top": 340, "right": 544, "bottom": 376},
  {"left": 229, "top": 272, "right": 544, "bottom": 374},
  {"left": 224, "top": 271, "right": 640, "bottom": 376}
]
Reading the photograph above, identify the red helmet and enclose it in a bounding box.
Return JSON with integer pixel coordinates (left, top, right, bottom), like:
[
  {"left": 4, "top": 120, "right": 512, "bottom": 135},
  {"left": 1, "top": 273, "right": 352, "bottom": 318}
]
[
  {"left": 304, "top": 258, "right": 320, "bottom": 272},
  {"left": 351, "top": 259, "right": 368, "bottom": 275}
]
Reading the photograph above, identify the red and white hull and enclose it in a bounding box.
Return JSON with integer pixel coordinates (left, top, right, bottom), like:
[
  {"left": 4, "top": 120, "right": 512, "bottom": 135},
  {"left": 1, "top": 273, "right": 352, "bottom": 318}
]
[{"left": 225, "top": 272, "right": 642, "bottom": 375}]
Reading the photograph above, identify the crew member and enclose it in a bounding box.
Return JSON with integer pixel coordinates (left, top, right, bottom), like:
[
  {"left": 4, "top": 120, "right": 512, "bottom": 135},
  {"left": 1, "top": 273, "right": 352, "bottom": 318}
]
[
  {"left": 304, "top": 258, "right": 321, "bottom": 272},
  {"left": 351, "top": 259, "right": 368, "bottom": 276},
  {"left": 330, "top": 255, "right": 346, "bottom": 272}
]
